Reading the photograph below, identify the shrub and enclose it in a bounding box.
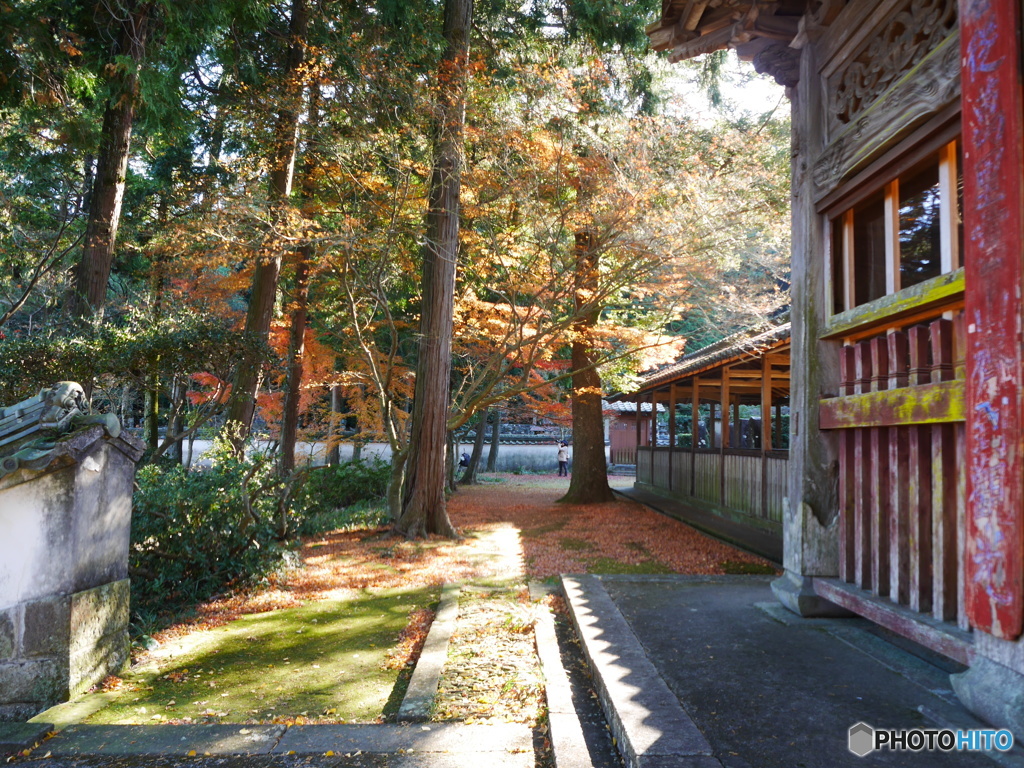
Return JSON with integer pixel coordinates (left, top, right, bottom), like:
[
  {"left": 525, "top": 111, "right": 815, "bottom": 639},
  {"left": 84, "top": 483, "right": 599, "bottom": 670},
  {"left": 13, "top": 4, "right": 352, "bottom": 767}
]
[
  {"left": 129, "top": 449, "right": 392, "bottom": 628},
  {"left": 291, "top": 458, "right": 391, "bottom": 535},
  {"left": 129, "top": 437, "right": 286, "bottom": 620}
]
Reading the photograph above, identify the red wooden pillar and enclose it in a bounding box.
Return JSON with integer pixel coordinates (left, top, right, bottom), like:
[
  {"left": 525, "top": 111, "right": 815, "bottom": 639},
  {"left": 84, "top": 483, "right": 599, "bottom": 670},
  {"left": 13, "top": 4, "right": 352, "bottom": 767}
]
[{"left": 961, "top": 0, "right": 1024, "bottom": 639}]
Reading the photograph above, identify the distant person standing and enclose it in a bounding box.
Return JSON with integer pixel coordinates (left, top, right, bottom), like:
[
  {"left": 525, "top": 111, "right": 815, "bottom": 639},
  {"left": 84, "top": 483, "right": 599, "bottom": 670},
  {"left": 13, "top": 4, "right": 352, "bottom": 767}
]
[{"left": 557, "top": 442, "right": 570, "bottom": 476}]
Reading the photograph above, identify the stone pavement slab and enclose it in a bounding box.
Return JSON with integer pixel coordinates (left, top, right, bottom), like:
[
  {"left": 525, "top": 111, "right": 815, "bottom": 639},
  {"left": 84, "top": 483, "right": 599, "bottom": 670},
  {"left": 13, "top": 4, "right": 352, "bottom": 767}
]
[
  {"left": 273, "top": 722, "right": 531, "bottom": 757},
  {"left": 17, "top": 723, "right": 534, "bottom": 768},
  {"left": 46, "top": 724, "right": 287, "bottom": 756},
  {"left": 0, "top": 720, "right": 52, "bottom": 754},
  {"left": 13, "top": 754, "right": 515, "bottom": 767},
  {"left": 570, "top": 574, "right": 1024, "bottom": 768}
]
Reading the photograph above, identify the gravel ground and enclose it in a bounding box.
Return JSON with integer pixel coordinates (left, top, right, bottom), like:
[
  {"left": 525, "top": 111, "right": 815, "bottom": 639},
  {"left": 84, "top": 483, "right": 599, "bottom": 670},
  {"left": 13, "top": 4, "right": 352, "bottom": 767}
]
[{"left": 433, "top": 587, "right": 544, "bottom": 726}]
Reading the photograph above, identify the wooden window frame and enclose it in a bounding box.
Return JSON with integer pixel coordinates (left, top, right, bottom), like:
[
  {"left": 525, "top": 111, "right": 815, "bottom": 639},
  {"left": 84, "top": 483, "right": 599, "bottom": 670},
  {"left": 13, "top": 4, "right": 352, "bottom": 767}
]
[{"left": 831, "top": 139, "right": 961, "bottom": 315}]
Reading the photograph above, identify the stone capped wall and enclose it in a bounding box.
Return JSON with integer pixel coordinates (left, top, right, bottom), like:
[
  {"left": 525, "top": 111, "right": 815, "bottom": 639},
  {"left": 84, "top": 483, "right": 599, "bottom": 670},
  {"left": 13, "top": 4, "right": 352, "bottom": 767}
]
[{"left": 0, "top": 426, "right": 142, "bottom": 720}]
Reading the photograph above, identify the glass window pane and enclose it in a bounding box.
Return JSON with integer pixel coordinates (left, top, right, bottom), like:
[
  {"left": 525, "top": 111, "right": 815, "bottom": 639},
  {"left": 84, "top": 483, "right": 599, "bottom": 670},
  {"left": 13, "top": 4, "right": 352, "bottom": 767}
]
[
  {"left": 831, "top": 217, "right": 845, "bottom": 313},
  {"left": 899, "top": 163, "right": 941, "bottom": 287},
  {"left": 957, "top": 143, "right": 964, "bottom": 266},
  {"left": 853, "top": 195, "right": 887, "bottom": 305}
]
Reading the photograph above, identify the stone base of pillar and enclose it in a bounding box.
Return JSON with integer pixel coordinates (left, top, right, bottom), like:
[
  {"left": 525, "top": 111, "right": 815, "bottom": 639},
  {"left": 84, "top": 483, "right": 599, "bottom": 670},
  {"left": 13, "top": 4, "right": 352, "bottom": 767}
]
[
  {"left": 951, "top": 657, "right": 1024, "bottom": 741},
  {"left": 771, "top": 570, "right": 854, "bottom": 618}
]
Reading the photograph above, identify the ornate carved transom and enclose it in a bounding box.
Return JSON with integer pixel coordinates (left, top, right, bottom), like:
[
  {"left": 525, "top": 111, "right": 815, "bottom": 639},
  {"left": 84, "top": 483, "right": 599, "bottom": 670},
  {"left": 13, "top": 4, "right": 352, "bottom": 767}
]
[{"left": 829, "top": 0, "right": 957, "bottom": 132}]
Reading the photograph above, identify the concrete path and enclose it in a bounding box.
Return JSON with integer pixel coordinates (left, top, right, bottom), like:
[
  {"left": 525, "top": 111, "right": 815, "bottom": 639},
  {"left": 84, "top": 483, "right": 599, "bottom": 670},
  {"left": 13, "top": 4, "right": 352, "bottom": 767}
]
[{"left": 564, "top": 574, "right": 1024, "bottom": 768}]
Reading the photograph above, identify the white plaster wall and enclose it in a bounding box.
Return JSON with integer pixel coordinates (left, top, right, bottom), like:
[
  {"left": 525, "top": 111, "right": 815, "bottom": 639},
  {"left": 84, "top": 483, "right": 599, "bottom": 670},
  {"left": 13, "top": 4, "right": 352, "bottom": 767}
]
[{"left": 0, "top": 468, "right": 74, "bottom": 611}]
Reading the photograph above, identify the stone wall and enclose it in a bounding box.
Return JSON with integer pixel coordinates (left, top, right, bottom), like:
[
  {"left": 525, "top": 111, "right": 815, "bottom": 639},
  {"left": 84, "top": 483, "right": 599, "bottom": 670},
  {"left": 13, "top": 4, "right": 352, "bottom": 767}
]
[{"left": 0, "top": 426, "right": 142, "bottom": 720}]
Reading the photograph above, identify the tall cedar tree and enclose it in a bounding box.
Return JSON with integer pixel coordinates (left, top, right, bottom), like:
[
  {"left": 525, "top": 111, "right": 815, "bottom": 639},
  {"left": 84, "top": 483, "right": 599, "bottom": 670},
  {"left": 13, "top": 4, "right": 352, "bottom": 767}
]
[
  {"left": 560, "top": 230, "right": 614, "bottom": 504},
  {"left": 70, "top": 1, "right": 153, "bottom": 325},
  {"left": 280, "top": 83, "right": 322, "bottom": 476},
  {"left": 225, "top": 0, "right": 309, "bottom": 447},
  {"left": 395, "top": 0, "right": 473, "bottom": 538}
]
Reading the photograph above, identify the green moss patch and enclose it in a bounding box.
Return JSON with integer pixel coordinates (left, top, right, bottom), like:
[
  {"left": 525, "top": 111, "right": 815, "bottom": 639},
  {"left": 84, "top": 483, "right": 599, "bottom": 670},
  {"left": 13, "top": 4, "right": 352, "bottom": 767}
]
[
  {"left": 587, "top": 557, "right": 674, "bottom": 575},
  {"left": 558, "top": 537, "right": 593, "bottom": 552},
  {"left": 83, "top": 586, "right": 437, "bottom": 725},
  {"left": 720, "top": 560, "right": 778, "bottom": 575}
]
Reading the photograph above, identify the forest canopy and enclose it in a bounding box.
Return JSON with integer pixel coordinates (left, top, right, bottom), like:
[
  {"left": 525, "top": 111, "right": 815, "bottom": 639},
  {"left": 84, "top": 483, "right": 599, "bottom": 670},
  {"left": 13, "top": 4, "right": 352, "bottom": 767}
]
[{"left": 0, "top": 0, "right": 791, "bottom": 533}]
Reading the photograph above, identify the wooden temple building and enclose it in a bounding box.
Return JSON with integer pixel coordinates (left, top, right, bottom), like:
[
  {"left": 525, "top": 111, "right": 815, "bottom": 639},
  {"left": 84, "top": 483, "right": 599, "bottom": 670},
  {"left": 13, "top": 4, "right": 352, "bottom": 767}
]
[
  {"left": 619, "top": 322, "right": 790, "bottom": 540},
  {"left": 638, "top": 0, "right": 1024, "bottom": 736}
]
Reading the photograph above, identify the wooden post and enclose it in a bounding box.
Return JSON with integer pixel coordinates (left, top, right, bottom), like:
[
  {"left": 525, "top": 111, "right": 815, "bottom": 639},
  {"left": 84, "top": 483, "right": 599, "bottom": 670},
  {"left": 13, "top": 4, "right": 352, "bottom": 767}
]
[
  {"left": 668, "top": 383, "right": 677, "bottom": 491},
  {"left": 691, "top": 377, "right": 700, "bottom": 497},
  {"left": 930, "top": 319, "right": 958, "bottom": 621},
  {"left": 839, "top": 345, "right": 856, "bottom": 583},
  {"left": 961, "top": 0, "right": 1024, "bottom": 639},
  {"left": 908, "top": 326, "right": 933, "bottom": 613},
  {"left": 720, "top": 368, "right": 731, "bottom": 504},
  {"left": 634, "top": 394, "right": 642, "bottom": 466},
  {"left": 761, "top": 356, "right": 773, "bottom": 451},
  {"left": 869, "top": 337, "right": 890, "bottom": 597},
  {"left": 854, "top": 341, "right": 873, "bottom": 590},
  {"left": 772, "top": 38, "right": 843, "bottom": 618},
  {"left": 761, "top": 355, "right": 773, "bottom": 519},
  {"left": 888, "top": 331, "right": 910, "bottom": 605}
]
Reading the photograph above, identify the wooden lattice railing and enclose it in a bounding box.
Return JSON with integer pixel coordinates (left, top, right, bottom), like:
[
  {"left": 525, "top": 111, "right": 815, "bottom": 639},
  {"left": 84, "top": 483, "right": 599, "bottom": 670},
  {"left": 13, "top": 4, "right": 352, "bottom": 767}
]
[{"left": 820, "top": 315, "right": 967, "bottom": 627}]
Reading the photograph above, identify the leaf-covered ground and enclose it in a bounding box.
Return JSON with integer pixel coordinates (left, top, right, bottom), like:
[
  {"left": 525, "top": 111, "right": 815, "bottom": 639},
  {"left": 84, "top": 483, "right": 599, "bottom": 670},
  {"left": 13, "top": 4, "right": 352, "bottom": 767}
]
[
  {"left": 82, "top": 473, "right": 774, "bottom": 727},
  {"left": 449, "top": 475, "right": 776, "bottom": 579}
]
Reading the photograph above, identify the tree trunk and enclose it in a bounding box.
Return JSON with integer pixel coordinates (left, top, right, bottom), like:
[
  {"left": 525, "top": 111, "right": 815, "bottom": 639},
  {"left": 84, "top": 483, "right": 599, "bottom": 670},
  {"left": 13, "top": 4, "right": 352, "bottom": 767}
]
[
  {"left": 168, "top": 378, "right": 184, "bottom": 465},
  {"left": 460, "top": 409, "right": 489, "bottom": 485},
  {"left": 387, "top": 449, "right": 408, "bottom": 522},
  {"left": 395, "top": 0, "right": 473, "bottom": 539},
  {"left": 486, "top": 409, "right": 500, "bottom": 471},
  {"left": 279, "top": 253, "right": 309, "bottom": 474},
  {"left": 70, "top": 2, "right": 152, "bottom": 325},
  {"left": 144, "top": 383, "right": 159, "bottom": 451},
  {"left": 225, "top": 0, "right": 309, "bottom": 449},
  {"left": 326, "top": 385, "right": 342, "bottom": 465},
  {"left": 447, "top": 432, "right": 459, "bottom": 494},
  {"left": 279, "top": 83, "right": 320, "bottom": 475},
  {"left": 560, "top": 231, "right": 614, "bottom": 504},
  {"left": 144, "top": 194, "right": 168, "bottom": 453}
]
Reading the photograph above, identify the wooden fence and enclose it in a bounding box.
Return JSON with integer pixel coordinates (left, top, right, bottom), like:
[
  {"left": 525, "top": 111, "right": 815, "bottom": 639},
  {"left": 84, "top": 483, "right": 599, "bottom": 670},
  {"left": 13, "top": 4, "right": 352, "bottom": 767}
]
[
  {"left": 636, "top": 446, "right": 786, "bottom": 525},
  {"left": 820, "top": 316, "right": 967, "bottom": 628}
]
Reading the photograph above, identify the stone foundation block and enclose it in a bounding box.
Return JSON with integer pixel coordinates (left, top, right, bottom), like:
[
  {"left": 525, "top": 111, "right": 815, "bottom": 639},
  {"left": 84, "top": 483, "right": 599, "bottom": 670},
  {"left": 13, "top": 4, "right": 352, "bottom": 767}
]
[
  {"left": 0, "top": 609, "right": 15, "bottom": 660},
  {"left": 771, "top": 570, "right": 854, "bottom": 618},
  {"left": 952, "top": 657, "right": 1024, "bottom": 741},
  {"left": 69, "top": 580, "right": 130, "bottom": 697},
  {"left": 0, "top": 659, "right": 64, "bottom": 705},
  {"left": 23, "top": 596, "right": 70, "bottom": 659}
]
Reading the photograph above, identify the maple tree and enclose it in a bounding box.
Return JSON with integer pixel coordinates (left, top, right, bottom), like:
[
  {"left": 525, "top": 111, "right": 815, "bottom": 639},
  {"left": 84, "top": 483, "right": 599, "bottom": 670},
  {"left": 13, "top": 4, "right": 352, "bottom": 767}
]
[{"left": 0, "top": 0, "right": 790, "bottom": 554}]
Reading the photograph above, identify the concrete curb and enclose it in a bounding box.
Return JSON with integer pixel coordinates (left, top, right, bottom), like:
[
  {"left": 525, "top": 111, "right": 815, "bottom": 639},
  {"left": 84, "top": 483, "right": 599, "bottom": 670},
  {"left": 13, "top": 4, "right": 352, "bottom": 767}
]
[
  {"left": 561, "top": 575, "right": 720, "bottom": 768},
  {"left": 397, "top": 583, "right": 461, "bottom": 723},
  {"left": 0, "top": 721, "right": 53, "bottom": 755},
  {"left": 530, "top": 582, "right": 592, "bottom": 768},
  {"left": 46, "top": 724, "right": 287, "bottom": 756},
  {"left": 40, "top": 722, "right": 533, "bottom": 763},
  {"left": 275, "top": 722, "right": 532, "bottom": 755}
]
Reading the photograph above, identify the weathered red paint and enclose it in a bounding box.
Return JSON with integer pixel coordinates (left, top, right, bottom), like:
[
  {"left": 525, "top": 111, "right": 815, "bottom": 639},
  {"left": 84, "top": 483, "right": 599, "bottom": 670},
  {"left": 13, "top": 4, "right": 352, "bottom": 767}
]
[{"left": 961, "top": 0, "right": 1024, "bottom": 640}]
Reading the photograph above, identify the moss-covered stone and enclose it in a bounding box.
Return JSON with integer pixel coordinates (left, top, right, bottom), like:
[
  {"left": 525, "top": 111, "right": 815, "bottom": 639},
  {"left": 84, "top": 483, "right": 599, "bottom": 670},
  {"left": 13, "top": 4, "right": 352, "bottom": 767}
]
[{"left": 23, "top": 596, "right": 70, "bottom": 659}]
